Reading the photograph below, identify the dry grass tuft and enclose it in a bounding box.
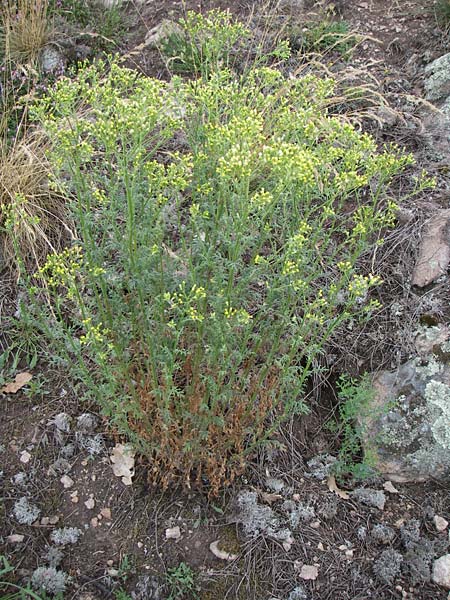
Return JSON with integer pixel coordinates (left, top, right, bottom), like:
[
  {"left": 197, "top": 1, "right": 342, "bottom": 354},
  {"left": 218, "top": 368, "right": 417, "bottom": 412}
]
[
  {"left": 1, "top": 0, "right": 52, "bottom": 65},
  {"left": 0, "top": 129, "right": 71, "bottom": 274}
]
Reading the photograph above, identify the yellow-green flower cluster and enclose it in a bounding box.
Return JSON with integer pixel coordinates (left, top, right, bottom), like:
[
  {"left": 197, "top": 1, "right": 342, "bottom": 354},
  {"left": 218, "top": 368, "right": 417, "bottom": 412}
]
[
  {"left": 348, "top": 273, "right": 381, "bottom": 301},
  {"left": 164, "top": 283, "right": 207, "bottom": 323},
  {"left": 80, "top": 317, "right": 109, "bottom": 346},
  {"left": 261, "top": 142, "right": 319, "bottom": 186},
  {"left": 38, "top": 246, "right": 83, "bottom": 289},
  {"left": 223, "top": 305, "right": 252, "bottom": 325}
]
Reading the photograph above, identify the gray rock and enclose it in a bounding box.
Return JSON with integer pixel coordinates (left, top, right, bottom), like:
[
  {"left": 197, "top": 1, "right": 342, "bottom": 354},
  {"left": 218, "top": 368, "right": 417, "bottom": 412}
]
[
  {"left": 373, "top": 549, "right": 403, "bottom": 584},
  {"left": 425, "top": 53, "right": 450, "bottom": 102},
  {"left": 361, "top": 340, "right": 450, "bottom": 482},
  {"left": 412, "top": 210, "right": 450, "bottom": 288},
  {"left": 266, "top": 477, "right": 285, "bottom": 492},
  {"left": 39, "top": 46, "right": 65, "bottom": 74},
  {"left": 432, "top": 554, "right": 450, "bottom": 589},
  {"left": 351, "top": 488, "right": 386, "bottom": 510}
]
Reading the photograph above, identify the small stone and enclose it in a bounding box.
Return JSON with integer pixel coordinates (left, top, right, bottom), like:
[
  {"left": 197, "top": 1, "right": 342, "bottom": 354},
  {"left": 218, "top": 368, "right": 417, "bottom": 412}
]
[
  {"left": 434, "top": 516, "right": 449, "bottom": 532},
  {"left": 40, "top": 517, "right": 50, "bottom": 526},
  {"left": 299, "top": 564, "right": 319, "bottom": 580},
  {"left": 137, "top": 542, "right": 143, "bottom": 548},
  {"left": 70, "top": 492, "right": 79, "bottom": 503},
  {"left": 317, "top": 542, "right": 325, "bottom": 551},
  {"left": 310, "top": 520, "right": 321, "bottom": 529},
  {"left": 100, "top": 507, "right": 111, "bottom": 520},
  {"left": 60, "top": 475, "right": 74, "bottom": 489},
  {"left": 49, "top": 516, "right": 60, "bottom": 525},
  {"left": 107, "top": 559, "right": 114, "bottom": 566},
  {"left": 20, "top": 450, "right": 31, "bottom": 464},
  {"left": 7, "top": 534, "right": 25, "bottom": 543},
  {"left": 165, "top": 526, "right": 181, "bottom": 540},
  {"left": 432, "top": 555, "right": 450, "bottom": 589},
  {"left": 90, "top": 517, "right": 98, "bottom": 528},
  {"left": 84, "top": 497, "right": 95, "bottom": 510}
]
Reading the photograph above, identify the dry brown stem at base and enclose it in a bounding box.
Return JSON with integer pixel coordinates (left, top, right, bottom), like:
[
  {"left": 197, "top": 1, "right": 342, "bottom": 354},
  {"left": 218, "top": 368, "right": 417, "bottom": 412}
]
[{"left": 126, "top": 356, "right": 280, "bottom": 497}]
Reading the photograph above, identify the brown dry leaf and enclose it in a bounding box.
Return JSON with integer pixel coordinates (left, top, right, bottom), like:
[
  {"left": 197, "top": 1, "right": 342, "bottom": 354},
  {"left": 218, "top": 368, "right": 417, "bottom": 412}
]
[
  {"left": 327, "top": 475, "right": 350, "bottom": 500},
  {"left": 110, "top": 444, "right": 135, "bottom": 486},
  {"left": 1, "top": 372, "right": 32, "bottom": 394},
  {"left": 383, "top": 481, "right": 399, "bottom": 494}
]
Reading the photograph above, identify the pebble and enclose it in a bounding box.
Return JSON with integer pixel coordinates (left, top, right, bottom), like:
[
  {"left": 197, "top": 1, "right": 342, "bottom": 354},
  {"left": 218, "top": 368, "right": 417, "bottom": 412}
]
[
  {"left": 100, "top": 507, "right": 111, "bottom": 520},
  {"left": 434, "top": 516, "right": 449, "bottom": 532},
  {"left": 60, "top": 475, "right": 74, "bottom": 489},
  {"left": 165, "top": 526, "right": 181, "bottom": 540},
  {"left": 20, "top": 450, "right": 31, "bottom": 464},
  {"left": 84, "top": 496, "right": 95, "bottom": 510}
]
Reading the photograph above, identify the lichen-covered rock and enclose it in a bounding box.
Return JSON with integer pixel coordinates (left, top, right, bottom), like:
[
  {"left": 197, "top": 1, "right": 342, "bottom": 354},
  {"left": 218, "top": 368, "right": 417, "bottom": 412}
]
[
  {"left": 425, "top": 53, "right": 450, "bottom": 102},
  {"left": 361, "top": 329, "right": 450, "bottom": 482}
]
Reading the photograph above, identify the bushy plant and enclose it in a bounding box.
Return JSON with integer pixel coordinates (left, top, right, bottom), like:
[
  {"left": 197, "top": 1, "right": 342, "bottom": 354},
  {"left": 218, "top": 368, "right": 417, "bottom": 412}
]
[
  {"left": 19, "top": 13, "right": 432, "bottom": 494},
  {"left": 327, "top": 374, "right": 378, "bottom": 480},
  {"left": 160, "top": 9, "right": 251, "bottom": 76},
  {"left": 166, "top": 563, "right": 198, "bottom": 600},
  {"left": 293, "top": 19, "right": 357, "bottom": 56}
]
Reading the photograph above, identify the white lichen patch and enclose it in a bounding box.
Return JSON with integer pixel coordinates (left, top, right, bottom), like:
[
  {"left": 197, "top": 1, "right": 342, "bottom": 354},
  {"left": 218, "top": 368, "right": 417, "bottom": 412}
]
[
  {"left": 424, "top": 380, "right": 450, "bottom": 449},
  {"left": 50, "top": 527, "right": 83, "bottom": 546},
  {"left": 416, "top": 356, "right": 443, "bottom": 380},
  {"left": 13, "top": 497, "right": 41, "bottom": 525}
]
